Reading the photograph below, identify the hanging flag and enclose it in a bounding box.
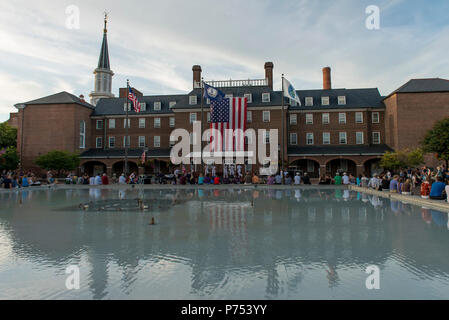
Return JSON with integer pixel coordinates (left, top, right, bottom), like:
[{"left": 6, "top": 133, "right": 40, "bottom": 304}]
[
  {"left": 128, "top": 87, "right": 141, "bottom": 113},
  {"left": 204, "top": 82, "right": 225, "bottom": 101},
  {"left": 283, "top": 77, "right": 301, "bottom": 106}
]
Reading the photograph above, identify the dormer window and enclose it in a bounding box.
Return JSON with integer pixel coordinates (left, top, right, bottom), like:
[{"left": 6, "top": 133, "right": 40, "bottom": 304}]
[
  {"left": 262, "top": 93, "right": 270, "bottom": 103},
  {"left": 321, "top": 96, "right": 330, "bottom": 106},
  {"left": 305, "top": 97, "right": 313, "bottom": 106},
  {"left": 244, "top": 93, "right": 252, "bottom": 103},
  {"left": 169, "top": 101, "right": 176, "bottom": 108},
  {"left": 154, "top": 102, "right": 161, "bottom": 111},
  {"left": 140, "top": 102, "right": 146, "bottom": 111},
  {"left": 189, "top": 95, "right": 197, "bottom": 105},
  {"left": 338, "top": 96, "right": 346, "bottom": 105},
  {"left": 123, "top": 102, "right": 131, "bottom": 111}
]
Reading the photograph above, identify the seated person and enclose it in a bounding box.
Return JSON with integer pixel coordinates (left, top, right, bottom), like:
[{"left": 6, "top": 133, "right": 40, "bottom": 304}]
[
  {"left": 252, "top": 174, "right": 260, "bottom": 184},
  {"left": 267, "top": 175, "right": 275, "bottom": 185},
  {"left": 214, "top": 176, "right": 220, "bottom": 185},
  {"left": 198, "top": 174, "right": 204, "bottom": 185},
  {"left": 303, "top": 173, "right": 311, "bottom": 185},
  {"left": 429, "top": 177, "right": 447, "bottom": 200}
]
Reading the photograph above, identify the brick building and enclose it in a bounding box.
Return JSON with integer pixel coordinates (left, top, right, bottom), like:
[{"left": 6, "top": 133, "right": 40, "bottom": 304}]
[{"left": 11, "top": 19, "right": 449, "bottom": 177}]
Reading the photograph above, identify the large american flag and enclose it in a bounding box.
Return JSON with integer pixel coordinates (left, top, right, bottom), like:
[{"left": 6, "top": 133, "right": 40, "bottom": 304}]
[
  {"left": 210, "top": 97, "right": 247, "bottom": 153},
  {"left": 128, "top": 88, "right": 141, "bottom": 113}
]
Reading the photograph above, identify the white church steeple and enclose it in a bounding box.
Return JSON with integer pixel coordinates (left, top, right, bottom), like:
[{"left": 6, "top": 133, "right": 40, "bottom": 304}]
[{"left": 89, "top": 13, "right": 114, "bottom": 106}]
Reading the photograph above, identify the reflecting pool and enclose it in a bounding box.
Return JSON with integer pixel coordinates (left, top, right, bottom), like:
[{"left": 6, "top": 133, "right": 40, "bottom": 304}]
[{"left": 0, "top": 187, "right": 448, "bottom": 299}]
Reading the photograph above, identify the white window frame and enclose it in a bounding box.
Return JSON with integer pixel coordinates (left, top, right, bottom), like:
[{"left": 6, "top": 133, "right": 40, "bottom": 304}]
[
  {"left": 262, "top": 93, "right": 270, "bottom": 103},
  {"left": 154, "top": 136, "right": 161, "bottom": 148},
  {"left": 263, "top": 111, "right": 270, "bottom": 122},
  {"left": 140, "top": 102, "right": 146, "bottom": 111},
  {"left": 323, "top": 132, "right": 330, "bottom": 145},
  {"left": 154, "top": 117, "right": 161, "bottom": 128},
  {"left": 139, "top": 118, "right": 145, "bottom": 129},
  {"left": 96, "top": 137, "right": 102, "bottom": 148},
  {"left": 123, "top": 136, "right": 130, "bottom": 147},
  {"left": 264, "top": 131, "right": 270, "bottom": 144},
  {"left": 244, "top": 93, "right": 252, "bottom": 103},
  {"left": 321, "top": 96, "right": 330, "bottom": 106},
  {"left": 109, "top": 136, "right": 115, "bottom": 148},
  {"left": 339, "top": 132, "right": 347, "bottom": 144},
  {"left": 356, "top": 132, "right": 364, "bottom": 144},
  {"left": 322, "top": 113, "right": 330, "bottom": 124},
  {"left": 305, "top": 97, "right": 313, "bottom": 106},
  {"left": 372, "top": 132, "right": 381, "bottom": 144},
  {"left": 169, "top": 101, "right": 176, "bottom": 108},
  {"left": 123, "top": 102, "right": 131, "bottom": 111},
  {"left": 290, "top": 114, "right": 297, "bottom": 125},
  {"left": 339, "top": 112, "right": 346, "bottom": 124},
  {"left": 190, "top": 112, "right": 197, "bottom": 124},
  {"left": 306, "top": 113, "right": 313, "bottom": 124},
  {"left": 372, "top": 112, "right": 380, "bottom": 123},
  {"left": 154, "top": 102, "right": 161, "bottom": 111},
  {"left": 96, "top": 120, "right": 103, "bottom": 130},
  {"left": 338, "top": 96, "right": 346, "bottom": 105},
  {"left": 290, "top": 133, "right": 298, "bottom": 145},
  {"left": 138, "top": 136, "right": 146, "bottom": 147},
  {"left": 109, "top": 119, "right": 115, "bottom": 129},
  {"left": 306, "top": 133, "right": 314, "bottom": 145},
  {"left": 355, "top": 112, "right": 364, "bottom": 124},
  {"left": 123, "top": 118, "right": 130, "bottom": 128},
  {"left": 169, "top": 117, "right": 175, "bottom": 128},
  {"left": 247, "top": 111, "right": 252, "bottom": 123},
  {"left": 79, "top": 120, "right": 85, "bottom": 149},
  {"left": 189, "top": 96, "right": 197, "bottom": 105}
]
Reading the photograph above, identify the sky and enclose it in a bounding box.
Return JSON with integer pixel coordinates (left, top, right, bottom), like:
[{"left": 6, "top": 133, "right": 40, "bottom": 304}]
[{"left": 1, "top": 0, "right": 449, "bottom": 122}]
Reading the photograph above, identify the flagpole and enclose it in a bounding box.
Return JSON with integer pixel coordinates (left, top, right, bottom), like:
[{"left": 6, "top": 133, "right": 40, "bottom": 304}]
[
  {"left": 281, "top": 74, "right": 285, "bottom": 181},
  {"left": 125, "top": 79, "right": 129, "bottom": 177},
  {"left": 200, "top": 77, "right": 204, "bottom": 174}
]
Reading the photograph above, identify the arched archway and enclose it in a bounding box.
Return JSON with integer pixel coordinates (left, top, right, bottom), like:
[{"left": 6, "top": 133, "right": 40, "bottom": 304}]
[
  {"left": 112, "top": 161, "right": 138, "bottom": 176},
  {"left": 143, "top": 159, "right": 170, "bottom": 174},
  {"left": 289, "top": 159, "right": 320, "bottom": 178},
  {"left": 81, "top": 161, "right": 107, "bottom": 177},
  {"left": 326, "top": 158, "right": 357, "bottom": 177},
  {"left": 364, "top": 158, "right": 382, "bottom": 177}
]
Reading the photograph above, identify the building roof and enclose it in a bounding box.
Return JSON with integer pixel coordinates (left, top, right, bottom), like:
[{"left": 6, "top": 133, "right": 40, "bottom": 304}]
[
  {"left": 385, "top": 78, "right": 449, "bottom": 99},
  {"left": 16, "top": 91, "right": 94, "bottom": 109},
  {"left": 80, "top": 148, "right": 171, "bottom": 158},
  {"left": 288, "top": 144, "right": 393, "bottom": 156}
]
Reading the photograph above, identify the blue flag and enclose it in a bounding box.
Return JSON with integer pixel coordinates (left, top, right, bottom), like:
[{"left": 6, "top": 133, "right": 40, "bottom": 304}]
[{"left": 203, "top": 82, "right": 225, "bottom": 101}]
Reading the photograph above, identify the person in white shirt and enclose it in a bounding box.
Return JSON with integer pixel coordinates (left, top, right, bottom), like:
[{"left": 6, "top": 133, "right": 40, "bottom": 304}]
[
  {"left": 211, "top": 165, "right": 216, "bottom": 177},
  {"left": 294, "top": 173, "right": 301, "bottom": 185},
  {"left": 342, "top": 173, "right": 350, "bottom": 185},
  {"left": 119, "top": 173, "right": 126, "bottom": 184},
  {"left": 237, "top": 165, "right": 242, "bottom": 177},
  {"left": 89, "top": 176, "right": 95, "bottom": 185}
]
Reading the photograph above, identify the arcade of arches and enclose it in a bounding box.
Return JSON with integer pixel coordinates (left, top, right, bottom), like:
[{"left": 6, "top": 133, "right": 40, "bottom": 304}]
[{"left": 79, "top": 158, "right": 171, "bottom": 177}]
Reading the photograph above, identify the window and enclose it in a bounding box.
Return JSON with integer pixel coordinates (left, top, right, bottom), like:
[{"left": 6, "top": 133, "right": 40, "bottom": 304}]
[
  {"left": 355, "top": 112, "right": 363, "bottom": 123},
  {"left": 123, "top": 136, "right": 130, "bottom": 147},
  {"left": 190, "top": 113, "right": 197, "bottom": 123},
  {"left": 96, "top": 120, "right": 103, "bottom": 130},
  {"left": 338, "top": 96, "right": 346, "bottom": 105},
  {"left": 207, "top": 112, "right": 211, "bottom": 123},
  {"left": 306, "top": 133, "right": 314, "bottom": 145},
  {"left": 96, "top": 137, "right": 102, "bottom": 148},
  {"left": 290, "top": 114, "right": 297, "bottom": 125},
  {"left": 372, "top": 132, "right": 381, "bottom": 144},
  {"left": 123, "top": 118, "right": 130, "bottom": 128},
  {"left": 339, "top": 113, "right": 346, "bottom": 124},
  {"left": 244, "top": 93, "right": 252, "bottom": 103},
  {"left": 169, "top": 136, "right": 176, "bottom": 147},
  {"left": 372, "top": 112, "right": 380, "bottom": 123},
  {"left": 154, "top": 118, "right": 161, "bottom": 128},
  {"left": 225, "top": 94, "right": 233, "bottom": 99},
  {"left": 154, "top": 136, "right": 160, "bottom": 148},
  {"left": 321, "top": 96, "right": 330, "bottom": 106},
  {"left": 290, "top": 133, "right": 298, "bottom": 145},
  {"left": 169, "top": 117, "right": 175, "bottom": 128},
  {"left": 139, "top": 136, "right": 146, "bottom": 147},
  {"left": 262, "top": 93, "right": 270, "bottom": 102},
  {"left": 109, "top": 119, "right": 115, "bottom": 129},
  {"left": 247, "top": 111, "right": 252, "bottom": 123},
  {"left": 263, "top": 111, "right": 270, "bottom": 122},
  {"left": 140, "top": 102, "right": 146, "bottom": 111},
  {"left": 206, "top": 98, "right": 210, "bottom": 105},
  {"left": 323, "top": 132, "right": 330, "bottom": 144},
  {"left": 123, "top": 102, "right": 131, "bottom": 111},
  {"left": 139, "top": 118, "right": 145, "bottom": 128},
  {"left": 154, "top": 102, "right": 161, "bottom": 111},
  {"left": 356, "top": 132, "right": 364, "bottom": 144},
  {"left": 169, "top": 101, "right": 176, "bottom": 108},
  {"left": 189, "top": 95, "right": 197, "bottom": 105},
  {"left": 305, "top": 97, "right": 313, "bottom": 106},
  {"left": 322, "top": 113, "right": 330, "bottom": 124},
  {"left": 109, "top": 136, "right": 115, "bottom": 148},
  {"left": 339, "top": 132, "right": 347, "bottom": 144},
  {"left": 265, "top": 131, "right": 270, "bottom": 144},
  {"left": 306, "top": 113, "right": 313, "bottom": 124},
  {"left": 79, "top": 120, "right": 85, "bottom": 149}
]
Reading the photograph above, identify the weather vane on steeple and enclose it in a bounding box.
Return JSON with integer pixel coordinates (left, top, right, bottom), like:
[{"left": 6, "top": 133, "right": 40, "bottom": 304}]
[{"left": 104, "top": 11, "right": 108, "bottom": 33}]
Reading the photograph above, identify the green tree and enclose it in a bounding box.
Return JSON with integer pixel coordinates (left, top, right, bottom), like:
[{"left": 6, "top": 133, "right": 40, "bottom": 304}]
[
  {"left": 380, "top": 151, "right": 406, "bottom": 171},
  {"left": 0, "top": 146, "right": 19, "bottom": 171},
  {"left": 422, "top": 117, "right": 449, "bottom": 167},
  {"left": 406, "top": 148, "right": 424, "bottom": 167},
  {"left": 0, "top": 122, "right": 17, "bottom": 148},
  {"left": 35, "top": 150, "right": 80, "bottom": 176}
]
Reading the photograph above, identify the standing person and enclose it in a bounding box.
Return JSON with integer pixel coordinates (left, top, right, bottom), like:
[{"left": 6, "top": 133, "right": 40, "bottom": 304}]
[
  {"left": 334, "top": 173, "right": 342, "bottom": 185},
  {"left": 342, "top": 173, "right": 350, "bottom": 185},
  {"left": 223, "top": 165, "right": 228, "bottom": 179},
  {"left": 111, "top": 173, "right": 117, "bottom": 184},
  {"left": 89, "top": 175, "right": 95, "bottom": 185},
  {"left": 47, "top": 171, "right": 54, "bottom": 185},
  {"left": 2, "top": 175, "right": 12, "bottom": 189},
  {"left": 275, "top": 173, "right": 282, "bottom": 185},
  {"left": 294, "top": 172, "right": 301, "bottom": 185},
  {"left": 285, "top": 174, "right": 292, "bottom": 185},
  {"left": 101, "top": 173, "right": 109, "bottom": 185},
  {"left": 94, "top": 173, "right": 102, "bottom": 185},
  {"left": 245, "top": 172, "right": 252, "bottom": 184},
  {"left": 211, "top": 165, "right": 216, "bottom": 178},
  {"left": 119, "top": 173, "right": 127, "bottom": 184},
  {"left": 303, "top": 172, "right": 311, "bottom": 185},
  {"left": 237, "top": 164, "right": 242, "bottom": 178},
  {"left": 361, "top": 174, "right": 369, "bottom": 188}
]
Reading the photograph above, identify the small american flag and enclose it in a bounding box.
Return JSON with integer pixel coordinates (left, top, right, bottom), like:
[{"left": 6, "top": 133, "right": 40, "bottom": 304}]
[
  {"left": 210, "top": 97, "right": 247, "bottom": 153},
  {"left": 128, "top": 87, "right": 141, "bottom": 113}
]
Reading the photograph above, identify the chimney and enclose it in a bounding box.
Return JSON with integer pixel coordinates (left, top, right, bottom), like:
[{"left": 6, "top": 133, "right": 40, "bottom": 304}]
[
  {"left": 79, "top": 94, "right": 85, "bottom": 102},
  {"left": 264, "top": 62, "right": 274, "bottom": 90},
  {"left": 192, "top": 65, "right": 202, "bottom": 89},
  {"left": 323, "top": 67, "right": 331, "bottom": 90}
]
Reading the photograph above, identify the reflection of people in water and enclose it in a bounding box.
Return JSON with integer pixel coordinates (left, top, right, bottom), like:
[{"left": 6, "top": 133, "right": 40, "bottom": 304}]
[
  {"left": 421, "top": 207, "right": 432, "bottom": 225},
  {"left": 326, "top": 264, "right": 340, "bottom": 288}
]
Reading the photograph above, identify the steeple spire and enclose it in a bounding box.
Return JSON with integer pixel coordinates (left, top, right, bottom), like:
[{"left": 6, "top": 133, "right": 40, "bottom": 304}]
[{"left": 97, "top": 12, "right": 110, "bottom": 69}]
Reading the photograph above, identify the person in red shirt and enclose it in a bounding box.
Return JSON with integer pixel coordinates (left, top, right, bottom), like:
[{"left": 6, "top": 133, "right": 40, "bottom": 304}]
[
  {"left": 214, "top": 176, "right": 220, "bottom": 185},
  {"left": 101, "top": 173, "right": 109, "bottom": 185}
]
